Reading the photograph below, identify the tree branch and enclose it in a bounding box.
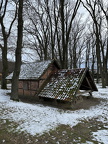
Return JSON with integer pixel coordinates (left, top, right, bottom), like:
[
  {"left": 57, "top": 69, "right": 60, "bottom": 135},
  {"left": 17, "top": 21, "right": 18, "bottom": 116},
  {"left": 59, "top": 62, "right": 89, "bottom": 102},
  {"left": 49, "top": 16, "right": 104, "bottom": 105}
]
[
  {"left": 0, "top": 0, "right": 3, "bottom": 11},
  {"left": 7, "top": 2, "right": 18, "bottom": 38},
  {"left": 1, "top": 0, "right": 8, "bottom": 19}
]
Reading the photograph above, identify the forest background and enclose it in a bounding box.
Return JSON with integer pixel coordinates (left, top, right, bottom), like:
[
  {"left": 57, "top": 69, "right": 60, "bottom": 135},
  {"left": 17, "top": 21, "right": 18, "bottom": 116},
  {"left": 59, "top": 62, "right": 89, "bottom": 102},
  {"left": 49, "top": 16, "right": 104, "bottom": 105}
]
[{"left": 0, "top": 0, "right": 108, "bottom": 99}]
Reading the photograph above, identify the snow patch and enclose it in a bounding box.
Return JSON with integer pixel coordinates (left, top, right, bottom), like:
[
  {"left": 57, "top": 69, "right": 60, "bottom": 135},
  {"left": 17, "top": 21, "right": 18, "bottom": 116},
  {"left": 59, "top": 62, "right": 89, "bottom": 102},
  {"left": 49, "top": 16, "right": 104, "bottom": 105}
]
[
  {"left": 93, "top": 130, "right": 108, "bottom": 144},
  {"left": 0, "top": 84, "right": 108, "bottom": 143}
]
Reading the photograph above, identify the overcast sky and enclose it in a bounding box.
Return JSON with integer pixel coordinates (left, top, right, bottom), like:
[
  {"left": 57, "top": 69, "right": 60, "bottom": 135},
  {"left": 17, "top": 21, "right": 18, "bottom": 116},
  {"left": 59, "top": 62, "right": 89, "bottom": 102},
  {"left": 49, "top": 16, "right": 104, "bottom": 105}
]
[{"left": 1, "top": 0, "right": 108, "bottom": 63}]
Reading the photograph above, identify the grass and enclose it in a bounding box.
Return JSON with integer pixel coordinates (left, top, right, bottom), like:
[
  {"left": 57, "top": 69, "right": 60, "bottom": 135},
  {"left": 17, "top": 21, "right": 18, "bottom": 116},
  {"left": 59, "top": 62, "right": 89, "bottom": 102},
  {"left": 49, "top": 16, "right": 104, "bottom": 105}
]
[
  {"left": 0, "top": 84, "right": 107, "bottom": 143},
  {"left": 0, "top": 117, "right": 107, "bottom": 144},
  {"left": 0, "top": 119, "right": 32, "bottom": 144}
]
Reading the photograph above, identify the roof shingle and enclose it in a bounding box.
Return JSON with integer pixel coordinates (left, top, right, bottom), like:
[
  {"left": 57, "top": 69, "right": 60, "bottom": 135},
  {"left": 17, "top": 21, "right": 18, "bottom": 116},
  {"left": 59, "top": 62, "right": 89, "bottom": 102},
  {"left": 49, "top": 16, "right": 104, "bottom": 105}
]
[
  {"left": 7, "top": 60, "right": 59, "bottom": 80},
  {"left": 38, "top": 68, "right": 97, "bottom": 102}
]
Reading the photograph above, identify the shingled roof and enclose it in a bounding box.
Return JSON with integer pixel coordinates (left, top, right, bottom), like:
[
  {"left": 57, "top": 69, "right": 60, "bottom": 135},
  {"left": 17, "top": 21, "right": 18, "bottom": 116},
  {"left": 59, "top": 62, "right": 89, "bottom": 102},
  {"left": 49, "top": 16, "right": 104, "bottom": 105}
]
[
  {"left": 38, "top": 68, "right": 98, "bottom": 102},
  {"left": 6, "top": 60, "right": 60, "bottom": 80}
]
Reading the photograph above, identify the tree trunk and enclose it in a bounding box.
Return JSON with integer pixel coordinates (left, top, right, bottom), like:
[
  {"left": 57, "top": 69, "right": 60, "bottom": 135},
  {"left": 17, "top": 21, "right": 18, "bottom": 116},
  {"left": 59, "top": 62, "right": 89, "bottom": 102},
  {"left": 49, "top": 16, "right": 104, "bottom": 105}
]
[
  {"left": 1, "top": 24, "right": 8, "bottom": 89},
  {"left": 91, "top": 54, "right": 95, "bottom": 80},
  {"left": 73, "top": 42, "right": 77, "bottom": 68},
  {"left": 0, "top": 1, "right": 17, "bottom": 89},
  {"left": 96, "top": 35, "right": 106, "bottom": 88},
  {"left": 106, "top": 40, "right": 108, "bottom": 86},
  {"left": 60, "top": 0, "right": 66, "bottom": 69},
  {"left": 1, "top": 41, "right": 8, "bottom": 89},
  {"left": 96, "top": 63, "right": 99, "bottom": 83},
  {"left": 104, "top": 38, "right": 108, "bottom": 86},
  {"left": 11, "top": 0, "right": 23, "bottom": 101}
]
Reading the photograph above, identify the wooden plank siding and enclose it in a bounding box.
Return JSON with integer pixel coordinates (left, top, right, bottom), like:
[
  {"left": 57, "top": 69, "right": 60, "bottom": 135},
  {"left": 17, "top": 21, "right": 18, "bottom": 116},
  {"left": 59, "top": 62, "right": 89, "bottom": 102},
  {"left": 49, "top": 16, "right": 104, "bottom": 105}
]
[{"left": 18, "top": 63, "right": 59, "bottom": 99}]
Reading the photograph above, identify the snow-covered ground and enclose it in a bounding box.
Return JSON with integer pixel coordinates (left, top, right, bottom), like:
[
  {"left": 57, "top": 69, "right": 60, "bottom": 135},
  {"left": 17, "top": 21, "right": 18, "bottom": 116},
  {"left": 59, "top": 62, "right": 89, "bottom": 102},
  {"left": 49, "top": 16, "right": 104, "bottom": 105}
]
[{"left": 0, "top": 84, "right": 108, "bottom": 143}]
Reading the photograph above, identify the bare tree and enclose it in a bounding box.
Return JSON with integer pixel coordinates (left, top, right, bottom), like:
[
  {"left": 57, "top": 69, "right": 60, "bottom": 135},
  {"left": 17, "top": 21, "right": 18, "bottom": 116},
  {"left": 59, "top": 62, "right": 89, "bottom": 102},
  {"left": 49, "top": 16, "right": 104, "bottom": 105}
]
[
  {"left": 24, "top": 0, "right": 51, "bottom": 61},
  {"left": 58, "top": 0, "right": 81, "bottom": 68},
  {"left": 98, "top": 0, "right": 108, "bottom": 85},
  {"left": 0, "top": 0, "right": 17, "bottom": 89},
  {"left": 11, "top": 0, "right": 23, "bottom": 100},
  {"left": 24, "top": 0, "right": 81, "bottom": 68},
  {"left": 69, "top": 16, "right": 85, "bottom": 69},
  {"left": 81, "top": 0, "right": 108, "bottom": 87}
]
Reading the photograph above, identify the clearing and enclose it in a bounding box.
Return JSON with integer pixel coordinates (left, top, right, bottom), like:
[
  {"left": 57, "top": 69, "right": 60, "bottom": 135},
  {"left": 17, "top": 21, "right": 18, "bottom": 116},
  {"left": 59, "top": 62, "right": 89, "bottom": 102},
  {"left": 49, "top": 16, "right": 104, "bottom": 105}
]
[{"left": 0, "top": 84, "right": 108, "bottom": 144}]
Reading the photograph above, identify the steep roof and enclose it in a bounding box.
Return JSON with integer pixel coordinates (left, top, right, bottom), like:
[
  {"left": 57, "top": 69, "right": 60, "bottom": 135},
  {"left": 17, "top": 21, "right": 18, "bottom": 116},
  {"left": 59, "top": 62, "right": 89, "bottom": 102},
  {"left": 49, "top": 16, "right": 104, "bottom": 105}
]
[
  {"left": 38, "top": 68, "right": 98, "bottom": 102},
  {"left": 6, "top": 60, "right": 60, "bottom": 80}
]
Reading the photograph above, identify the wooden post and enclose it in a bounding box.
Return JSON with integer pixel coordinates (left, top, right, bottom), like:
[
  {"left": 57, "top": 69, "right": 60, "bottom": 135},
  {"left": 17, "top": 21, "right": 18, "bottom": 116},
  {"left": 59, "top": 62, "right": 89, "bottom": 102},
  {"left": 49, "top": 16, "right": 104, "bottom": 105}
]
[{"left": 86, "top": 77, "right": 93, "bottom": 97}]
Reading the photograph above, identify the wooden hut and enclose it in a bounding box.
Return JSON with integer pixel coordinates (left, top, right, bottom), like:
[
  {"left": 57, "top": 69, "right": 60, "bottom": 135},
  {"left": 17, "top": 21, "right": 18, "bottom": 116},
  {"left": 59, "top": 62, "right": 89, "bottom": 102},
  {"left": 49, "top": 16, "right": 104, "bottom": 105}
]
[
  {"left": 7, "top": 60, "right": 98, "bottom": 103},
  {"left": 7, "top": 60, "right": 60, "bottom": 100},
  {"left": 38, "top": 68, "right": 98, "bottom": 103}
]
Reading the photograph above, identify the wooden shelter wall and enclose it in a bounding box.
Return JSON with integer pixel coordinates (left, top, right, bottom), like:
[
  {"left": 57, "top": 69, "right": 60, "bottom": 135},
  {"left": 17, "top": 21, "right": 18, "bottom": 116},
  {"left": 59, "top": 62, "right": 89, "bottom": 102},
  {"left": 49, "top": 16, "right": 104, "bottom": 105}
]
[
  {"left": 39, "top": 64, "right": 58, "bottom": 87},
  {"left": 18, "top": 80, "right": 39, "bottom": 97}
]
